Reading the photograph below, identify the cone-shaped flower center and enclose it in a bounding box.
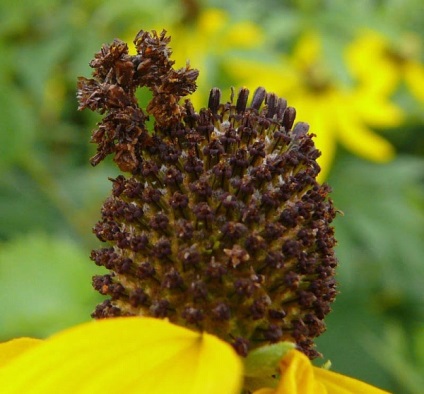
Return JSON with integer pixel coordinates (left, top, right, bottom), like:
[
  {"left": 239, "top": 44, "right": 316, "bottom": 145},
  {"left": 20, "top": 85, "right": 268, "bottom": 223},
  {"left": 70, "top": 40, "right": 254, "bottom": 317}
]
[{"left": 77, "top": 29, "right": 337, "bottom": 358}]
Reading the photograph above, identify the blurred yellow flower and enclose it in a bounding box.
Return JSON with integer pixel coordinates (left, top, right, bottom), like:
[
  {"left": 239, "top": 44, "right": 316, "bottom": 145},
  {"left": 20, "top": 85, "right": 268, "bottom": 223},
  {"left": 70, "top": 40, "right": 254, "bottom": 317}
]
[
  {"left": 347, "top": 29, "right": 424, "bottom": 103},
  {"left": 1, "top": 317, "right": 390, "bottom": 393},
  {"left": 126, "top": 8, "right": 264, "bottom": 109},
  {"left": 225, "top": 32, "right": 403, "bottom": 179},
  {"left": 168, "top": 8, "right": 263, "bottom": 109}
]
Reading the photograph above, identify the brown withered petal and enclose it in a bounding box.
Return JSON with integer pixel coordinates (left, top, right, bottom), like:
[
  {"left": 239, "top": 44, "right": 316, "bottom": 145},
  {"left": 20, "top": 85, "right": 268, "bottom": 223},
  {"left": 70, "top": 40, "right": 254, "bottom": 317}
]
[{"left": 78, "top": 29, "right": 337, "bottom": 359}]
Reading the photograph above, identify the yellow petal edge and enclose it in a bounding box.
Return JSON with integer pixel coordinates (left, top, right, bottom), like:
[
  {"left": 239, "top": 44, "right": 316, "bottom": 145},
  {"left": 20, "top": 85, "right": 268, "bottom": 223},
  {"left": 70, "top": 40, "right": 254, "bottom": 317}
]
[
  {"left": 0, "top": 337, "right": 43, "bottom": 368},
  {"left": 0, "top": 317, "right": 243, "bottom": 394},
  {"left": 253, "top": 349, "right": 391, "bottom": 394}
]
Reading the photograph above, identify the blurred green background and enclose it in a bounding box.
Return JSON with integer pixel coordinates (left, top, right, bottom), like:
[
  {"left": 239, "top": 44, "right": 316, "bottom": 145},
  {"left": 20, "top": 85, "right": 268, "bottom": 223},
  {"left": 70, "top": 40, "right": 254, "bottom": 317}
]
[{"left": 1, "top": 0, "right": 423, "bottom": 392}]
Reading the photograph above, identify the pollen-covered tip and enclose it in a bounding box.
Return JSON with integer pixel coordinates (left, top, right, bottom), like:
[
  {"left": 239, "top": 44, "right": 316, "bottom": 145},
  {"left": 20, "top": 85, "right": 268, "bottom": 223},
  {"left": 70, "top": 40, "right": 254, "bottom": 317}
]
[{"left": 78, "top": 29, "right": 338, "bottom": 360}]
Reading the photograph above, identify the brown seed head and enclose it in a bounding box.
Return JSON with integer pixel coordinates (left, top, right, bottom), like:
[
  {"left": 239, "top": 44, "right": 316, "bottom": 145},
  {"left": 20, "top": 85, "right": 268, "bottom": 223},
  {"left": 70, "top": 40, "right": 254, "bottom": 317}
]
[{"left": 78, "top": 29, "right": 337, "bottom": 359}]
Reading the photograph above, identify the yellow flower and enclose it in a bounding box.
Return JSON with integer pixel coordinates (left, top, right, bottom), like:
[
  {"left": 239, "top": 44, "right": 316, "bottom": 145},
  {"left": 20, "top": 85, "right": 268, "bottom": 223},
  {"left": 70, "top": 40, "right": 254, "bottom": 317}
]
[
  {"left": 0, "top": 317, "right": 390, "bottom": 393},
  {"left": 167, "top": 8, "right": 263, "bottom": 109},
  {"left": 125, "top": 8, "right": 264, "bottom": 109},
  {"left": 346, "top": 29, "right": 424, "bottom": 103},
  {"left": 225, "top": 31, "right": 403, "bottom": 179}
]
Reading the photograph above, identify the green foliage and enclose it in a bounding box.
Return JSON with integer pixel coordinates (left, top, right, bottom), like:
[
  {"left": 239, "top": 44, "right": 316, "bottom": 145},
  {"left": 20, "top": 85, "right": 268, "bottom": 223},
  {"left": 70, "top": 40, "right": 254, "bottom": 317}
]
[
  {"left": 0, "top": 233, "right": 104, "bottom": 340},
  {"left": 367, "top": 323, "right": 424, "bottom": 394},
  {"left": 331, "top": 155, "right": 424, "bottom": 302},
  {"left": 317, "top": 154, "right": 424, "bottom": 391}
]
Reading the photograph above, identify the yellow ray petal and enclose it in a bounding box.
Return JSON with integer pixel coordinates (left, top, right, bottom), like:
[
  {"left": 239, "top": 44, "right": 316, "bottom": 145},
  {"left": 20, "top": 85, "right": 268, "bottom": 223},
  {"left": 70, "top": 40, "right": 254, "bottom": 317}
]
[
  {"left": 294, "top": 97, "right": 337, "bottom": 181},
  {"left": 293, "top": 32, "right": 322, "bottom": 66},
  {"left": 345, "top": 31, "right": 401, "bottom": 98},
  {"left": 353, "top": 90, "right": 404, "bottom": 128},
  {"left": 272, "top": 350, "right": 327, "bottom": 394},
  {"left": 314, "top": 367, "right": 391, "bottom": 394},
  {"left": 254, "top": 350, "right": 391, "bottom": 394},
  {"left": 198, "top": 8, "right": 228, "bottom": 35},
  {"left": 0, "top": 338, "right": 43, "bottom": 367},
  {"left": 404, "top": 61, "right": 424, "bottom": 102},
  {"left": 315, "top": 134, "right": 336, "bottom": 183},
  {"left": 335, "top": 102, "right": 395, "bottom": 163},
  {"left": 227, "top": 21, "right": 263, "bottom": 48},
  {"left": 0, "top": 317, "right": 243, "bottom": 394},
  {"left": 253, "top": 389, "right": 276, "bottom": 394}
]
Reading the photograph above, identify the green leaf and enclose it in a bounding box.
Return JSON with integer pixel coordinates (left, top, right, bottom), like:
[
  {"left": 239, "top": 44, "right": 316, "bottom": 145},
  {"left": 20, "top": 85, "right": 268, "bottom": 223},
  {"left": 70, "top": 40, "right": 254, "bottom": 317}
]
[
  {"left": 0, "top": 81, "right": 35, "bottom": 170},
  {"left": 0, "top": 233, "right": 104, "bottom": 340},
  {"left": 365, "top": 323, "right": 424, "bottom": 394},
  {"left": 330, "top": 155, "right": 424, "bottom": 301}
]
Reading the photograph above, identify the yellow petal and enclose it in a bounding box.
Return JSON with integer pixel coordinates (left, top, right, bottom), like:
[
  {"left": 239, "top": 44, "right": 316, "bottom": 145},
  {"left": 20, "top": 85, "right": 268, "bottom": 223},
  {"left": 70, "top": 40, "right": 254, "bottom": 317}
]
[
  {"left": 353, "top": 89, "right": 403, "bottom": 128},
  {"left": 404, "top": 61, "right": 424, "bottom": 102},
  {"left": 335, "top": 100, "right": 395, "bottom": 163},
  {"left": 292, "top": 96, "right": 337, "bottom": 181},
  {"left": 0, "top": 317, "right": 243, "bottom": 394},
  {"left": 0, "top": 337, "right": 43, "bottom": 367},
  {"left": 253, "top": 389, "right": 276, "bottom": 394},
  {"left": 256, "top": 350, "right": 391, "bottom": 394},
  {"left": 273, "top": 350, "right": 327, "bottom": 394},
  {"left": 293, "top": 32, "right": 322, "bottom": 67},
  {"left": 314, "top": 367, "right": 391, "bottom": 394},
  {"left": 198, "top": 8, "right": 228, "bottom": 35},
  {"left": 223, "top": 57, "right": 298, "bottom": 94},
  {"left": 226, "top": 21, "right": 263, "bottom": 48}
]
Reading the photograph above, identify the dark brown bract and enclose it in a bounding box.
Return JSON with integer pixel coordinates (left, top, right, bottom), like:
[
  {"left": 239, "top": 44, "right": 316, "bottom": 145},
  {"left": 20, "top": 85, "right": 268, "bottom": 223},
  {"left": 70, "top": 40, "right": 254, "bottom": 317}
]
[{"left": 77, "top": 29, "right": 337, "bottom": 358}]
